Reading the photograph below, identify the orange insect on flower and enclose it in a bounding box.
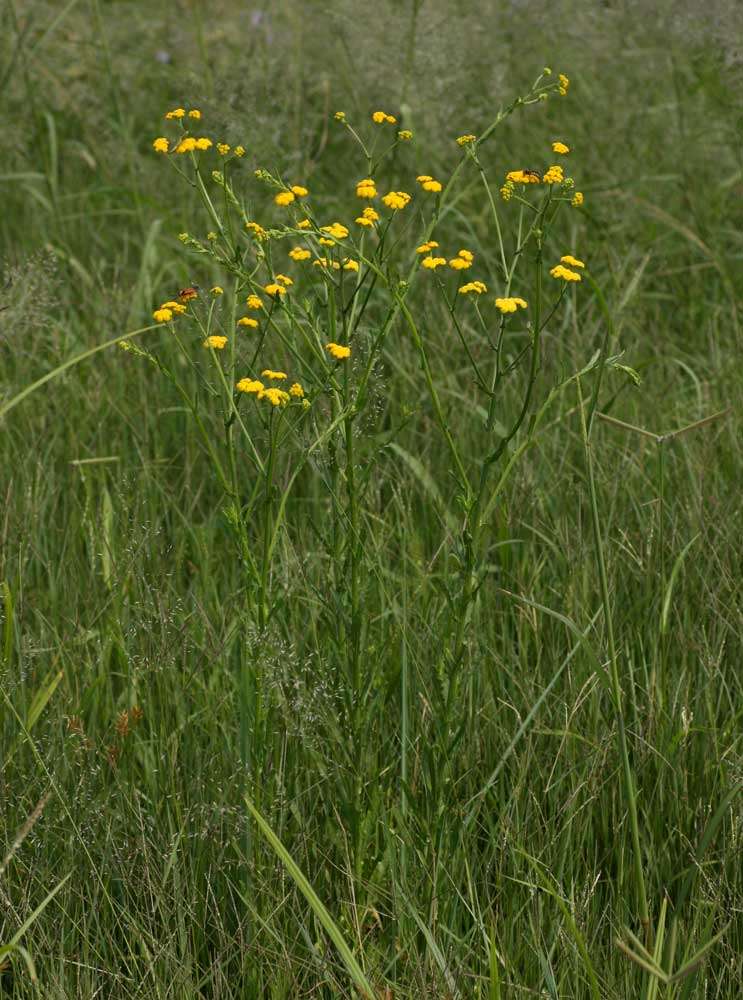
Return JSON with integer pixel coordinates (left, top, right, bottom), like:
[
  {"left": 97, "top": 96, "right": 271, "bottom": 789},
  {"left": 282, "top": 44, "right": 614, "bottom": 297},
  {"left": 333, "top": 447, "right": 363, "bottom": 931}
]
[{"left": 178, "top": 285, "right": 199, "bottom": 303}]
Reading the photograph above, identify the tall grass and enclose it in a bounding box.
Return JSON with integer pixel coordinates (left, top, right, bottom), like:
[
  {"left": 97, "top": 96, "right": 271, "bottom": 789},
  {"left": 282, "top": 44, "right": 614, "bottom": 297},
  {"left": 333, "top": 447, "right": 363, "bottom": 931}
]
[{"left": 1, "top": 1, "right": 742, "bottom": 997}]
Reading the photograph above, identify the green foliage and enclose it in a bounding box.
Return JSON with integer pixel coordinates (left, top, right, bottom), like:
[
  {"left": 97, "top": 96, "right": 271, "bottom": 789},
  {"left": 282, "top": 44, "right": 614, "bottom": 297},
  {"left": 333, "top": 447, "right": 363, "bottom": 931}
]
[{"left": 1, "top": 1, "right": 742, "bottom": 997}]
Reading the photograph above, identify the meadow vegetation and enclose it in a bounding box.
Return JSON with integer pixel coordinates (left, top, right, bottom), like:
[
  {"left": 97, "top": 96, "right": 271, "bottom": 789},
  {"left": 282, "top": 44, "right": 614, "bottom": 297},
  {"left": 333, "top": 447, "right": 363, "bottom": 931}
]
[{"left": 1, "top": 1, "right": 742, "bottom": 997}]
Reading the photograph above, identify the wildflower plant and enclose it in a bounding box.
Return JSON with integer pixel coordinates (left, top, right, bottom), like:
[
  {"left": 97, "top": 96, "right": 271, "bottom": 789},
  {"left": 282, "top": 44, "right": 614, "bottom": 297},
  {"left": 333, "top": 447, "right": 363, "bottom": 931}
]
[{"left": 133, "top": 67, "right": 644, "bottom": 911}]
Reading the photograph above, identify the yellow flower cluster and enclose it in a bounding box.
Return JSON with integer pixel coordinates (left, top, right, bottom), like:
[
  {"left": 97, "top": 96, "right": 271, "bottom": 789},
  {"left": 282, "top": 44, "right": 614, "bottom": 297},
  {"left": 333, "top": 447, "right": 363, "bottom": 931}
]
[
  {"left": 449, "top": 249, "right": 474, "bottom": 270},
  {"left": 398, "top": 130, "right": 413, "bottom": 141},
  {"left": 506, "top": 169, "right": 541, "bottom": 184},
  {"left": 459, "top": 280, "right": 487, "bottom": 295},
  {"left": 289, "top": 246, "right": 311, "bottom": 261},
  {"left": 558, "top": 73, "right": 570, "bottom": 96},
  {"left": 173, "top": 137, "right": 213, "bottom": 154},
  {"left": 561, "top": 254, "right": 585, "bottom": 268},
  {"left": 153, "top": 137, "right": 169, "bottom": 153},
  {"left": 495, "top": 297, "right": 528, "bottom": 313},
  {"left": 203, "top": 335, "right": 227, "bottom": 350},
  {"left": 372, "top": 111, "right": 397, "bottom": 124},
  {"left": 456, "top": 134, "right": 477, "bottom": 146},
  {"left": 552, "top": 141, "right": 570, "bottom": 154},
  {"left": 297, "top": 219, "right": 311, "bottom": 229},
  {"left": 320, "top": 222, "right": 349, "bottom": 240},
  {"left": 550, "top": 255, "right": 584, "bottom": 282},
  {"left": 421, "top": 255, "right": 447, "bottom": 270},
  {"left": 416, "top": 240, "right": 439, "bottom": 254},
  {"left": 217, "top": 143, "right": 230, "bottom": 155},
  {"left": 355, "top": 206, "right": 379, "bottom": 227},
  {"left": 264, "top": 276, "right": 290, "bottom": 296},
  {"left": 275, "top": 191, "right": 294, "bottom": 206},
  {"left": 152, "top": 299, "right": 187, "bottom": 323},
  {"left": 416, "top": 174, "right": 443, "bottom": 193},
  {"left": 500, "top": 181, "right": 513, "bottom": 201},
  {"left": 326, "top": 342, "right": 351, "bottom": 360},
  {"left": 334, "top": 111, "right": 346, "bottom": 121},
  {"left": 343, "top": 258, "right": 359, "bottom": 272},
  {"left": 246, "top": 294, "right": 263, "bottom": 309},
  {"left": 382, "top": 191, "right": 411, "bottom": 210},
  {"left": 245, "top": 221, "right": 268, "bottom": 240},
  {"left": 236, "top": 374, "right": 304, "bottom": 406},
  {"left": 314, "top": 257, "right": 341, "bottom": 270},
  {"left": 236, "top": 378, "right": 263, "bottom": 394},
  {"left": 572, "top": 191, "right": 584, "bottom": 207},
  {"left": 211, "top": 286, "right": 223, "bottom": 295},
  {"left": 238, "top": 316, "right": 259, "bottom": 328},
  {"left": 356, "top": 178, "right": 377, "bottom": 199},
  {"left": 543, "top": 164, "right": 564, "bottom": 185}
]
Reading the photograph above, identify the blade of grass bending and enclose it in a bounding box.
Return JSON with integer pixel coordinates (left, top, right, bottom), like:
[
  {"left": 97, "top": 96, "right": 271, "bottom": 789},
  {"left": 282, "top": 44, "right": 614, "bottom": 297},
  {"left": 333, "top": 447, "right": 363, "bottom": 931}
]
[
  {"left": 0, "top": 324, "right": 158, "bottom": 422},
  {"left": 244, "top": 795, "right": 376, "bottom": 999},
  {"left": 464, "top": 604, "right": 602, "bottom": 820}
]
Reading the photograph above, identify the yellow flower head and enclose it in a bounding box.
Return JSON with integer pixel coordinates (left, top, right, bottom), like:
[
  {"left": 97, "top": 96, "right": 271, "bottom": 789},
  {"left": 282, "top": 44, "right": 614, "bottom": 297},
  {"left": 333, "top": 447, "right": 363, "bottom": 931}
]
[
  {"left": 416, "top": 240, "right": 440, "bottom": 254},
  {"left": 194, "top": 137, "right": 212, "bottom": 150},
  {"left": 153, "top": 307, "right": 173, "bottom": 322},
  {"left": 275, "top": 274, "right": 293, "bottom": 287},
  {"left": 236, "top": 378, "right": 264, "bottom": 394},
  {"left": 217, "top": 143, "right": 231, "bottom": 155},
  {"left": 355, "top": 206, "right": 379, "bottom": 227},
  {"left": 372, "top": 111, "right": 397, "bottom": 124},
  {"left": 275, "top": 191, "right": 295, "bottom": 206},
  {"left": 289, "top": 382, "right": 304, "bottom": 397},
  {"left": 356, "top": 178, "right": 377, "bottom": 199},
  {"left": 159, "top": 300, "right": 187, "bottom": 313},
  {"left": 571, "top": 191, "right": 584, "bottom": 207},
  {"left": 334, "top": 111, "right": 346, "bottom": 121},
  {"left": 457, "top": 249, "right": 474, "bottom": 263},
  {"left": 543, "top": 164, "right": 564, "bottom": 185},
  {"left": 210, "top": 286, "right": 224, "bottom": 295},
  {"left": 506, "top": 169, "right": 541, "bottom": 184},
  {"left": 238, "top": 316, "right": 259, "bottom": 328},
  {"left": 449, "top": 257, "right": 471, "bottom": 270},
  {"left": 264, "top": 282, "right": 287, "bottom": 297},
  {"left": 314, "top": 257, "right": 340, "bottom": 270},
  {"left": 421, "top": 256, "right": 447, "bottom": 270},
  {"left": 398, "top": 130, "right": 413, "bottom": 140},
  {"left": 297, "top": 218, "right": 311, "bottom": 229},
  {"left": 321, "top": 222, "right": 349, "bottom": 240},
  {"left": 500, "top": 181, "right": 514, "bottom": 201},
  {"left": 203, "top": 335, "right": 227, "bottom": 349},
  {"left": 258, "top": 387, "right": 290, "bottom": 406},
  {"left": 420, "top": 178, "right": 443, "bottom": 193},
  {"left": 261, "top": 369, "right": 287, "bottom": 381},
  {"left": 245, "top": 221, "right": 268, "bottom": 240},
  {"left": 246, "top": 294, "right": 263, "bottom": 309},
  {"left": 343, "top": 258, "right": 359, "bottom": 272},
  {"left": 175, "top": 137, "right": 197, "bottom": 154},
  {"left": 558, "top": 73, "right": 570, "bottom": 95},
  {"left": 165, "top": 108, "right": 185, "bottom": 119},
  {"left": 289, "top": 246, "right": 311, "bottom": 261},
  {"left": 326, "top": 342, "right": 351, "bottom": 360},
  {"left": 456, "top": 134, "right": 477, "bottom": 146},
  {"left": 552, "top": 141, "right": 570, "bottom": 154},
  {"left": 560, "top": 254, "right": 585, "bottom": 268},
  {"left": 291, "top": 185, "right": 308, "bottom": 197},
  {"left": 494, "top": 297, "right": 528, "bottom": 314},
  {"left": 549, "top": 264, "right": 581, "bottom": 282},
  {"left": 459, "top": 280, "right": 487, "bottom": 295},
  {"left": 319, "top": 237, "right": 335, "bottom": 246},
  {"left": 382, "top": 191, "right": 411, "bottom": 210},
  {"left": 153, "top": 137, "right": 169, "bottom": 154},
  {"left": 234, "top": 145, "right": 246, "bottom": 157},
  {"left": 188, "top": 109, "right": 202, "bottom": 120}
]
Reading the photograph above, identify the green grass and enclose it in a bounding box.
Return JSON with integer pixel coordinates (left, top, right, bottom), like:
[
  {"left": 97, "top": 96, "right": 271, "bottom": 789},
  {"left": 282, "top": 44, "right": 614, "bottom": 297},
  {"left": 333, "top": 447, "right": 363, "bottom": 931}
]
[{"left": 2, "top": 1, "right": 742, "bottom": 997}]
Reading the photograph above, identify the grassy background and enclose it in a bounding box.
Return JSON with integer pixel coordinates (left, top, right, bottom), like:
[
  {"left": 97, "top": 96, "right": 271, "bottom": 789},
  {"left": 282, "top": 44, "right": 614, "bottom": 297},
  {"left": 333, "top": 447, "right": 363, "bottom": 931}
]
[{"left": 2, "top": 0, "right": 742, "bottom": 996}]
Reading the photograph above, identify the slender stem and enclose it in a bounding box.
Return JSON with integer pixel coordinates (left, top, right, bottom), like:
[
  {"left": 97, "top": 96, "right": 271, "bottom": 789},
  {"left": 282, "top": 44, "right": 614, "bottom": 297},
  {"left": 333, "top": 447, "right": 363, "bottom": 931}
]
[{"left": 576, "top": 372, "right": 650, "bottom": 935}]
